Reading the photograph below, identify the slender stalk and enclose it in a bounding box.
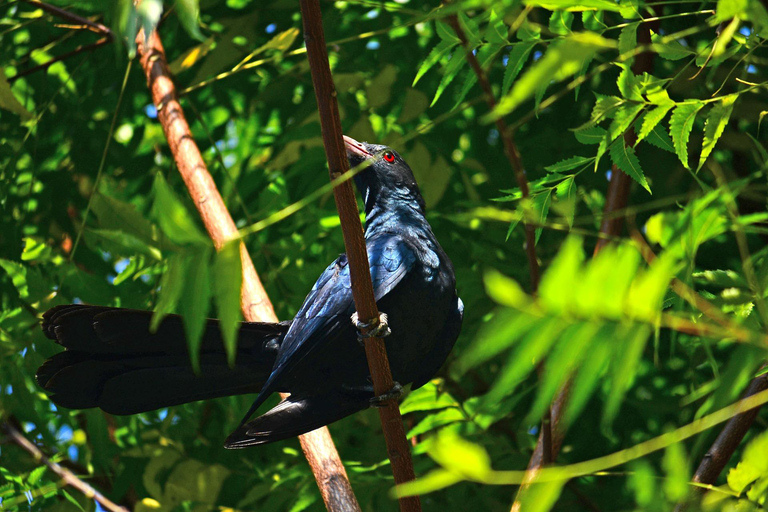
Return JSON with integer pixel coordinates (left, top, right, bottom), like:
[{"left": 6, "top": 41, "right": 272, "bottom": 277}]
[
  {"left": 2, "top": 422, "right": 128, "bottom": 512},
  {"left": 299, "top": 1, "right": 421, "bottom": 511},
  {"left": 135, "top": 25, "right": 361, "bottom": 512}
]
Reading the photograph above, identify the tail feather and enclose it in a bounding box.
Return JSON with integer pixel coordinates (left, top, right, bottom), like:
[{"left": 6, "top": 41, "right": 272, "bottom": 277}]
[
  {"left": 37, "top": 305, "right": 288, "bottom": 415},
  {"left": 224, "top": 392, "right": 371, "bottom": 448}
]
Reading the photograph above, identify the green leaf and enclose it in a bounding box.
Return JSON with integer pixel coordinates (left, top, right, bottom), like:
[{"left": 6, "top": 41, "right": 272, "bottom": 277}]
[
  {"left": 609, "top": 138, "right": 651, "bottom": 193},
  {"left": 483, "top": 269, "right": 530, "bottom": 308},
  {"left": 715, "top": 0, "right": 748, "bottom": 22},
  {"left": 539, "top": 236, "right": 585, "bottom": 311},
  {"left": 608, "top": 103, "right": 644, "bottom": 141},
  {"left": 651, "top": 33, "right": 692, "bottom": 61},
  {"left": 502, "top": 42, "right": 537, "bottom": 96},
  {"left": 430, "top": 49, "right": 469, "bottom": 107},
  {"left": 728, "top": 430, "right": 768, "bottom": 494},
  {"left": 454, "top": 43, "right": 504, "bottom": 108},
  {"left": 662, "top": 442, "right": 690, "bottom": 501},
  {"left": 603, "top": 324, "right": 650, "bottom": 426},
  {"left": 514, "top": 480, "right": 566, "bottom": 512},
  {"left": 616, "top": 67, "right": 643, "bottom": 101},
  {"left": 548, "top": 11, "right": 573, "bottom": 36},
  {"left": 563, "top": 333, "right": 611, "bottom": 426},
  {"left": 175, "top": 0, "right": 204, "bottom": 41},
  {"left": 457, "top": 312, "right": 540, "bottom": 374},
  {"left": 545, "top": 155, "right": 593, "bottom": 173},
  {"left": 180, "top": 247, "right": 213, "bottom": 372},
  {"left": 91, "top": 194, "right": 157, "bottom": 244},
  {"left": 0, "top": 71, "right": 33, "bottom": 121},
  {"left": 635, "top": 104, "right": 673, "bottom": 146},
  {"left": 151, "top": 173, "right": 209, "bottom": 246},
  {"left": 618, "top": 23, "right": 639, "bottom": 63},
  {"left": 698, "top": 95, "right": 737, "bottom": 171},
  {"left": 136, "top": 0, "right": 162, "bottom": 42},
  {"left": 428, "top": 431, "right": 492, "bottom": 481},
  {"left": 151, "top": 252, "right": 188, "bottom": 331},
  {"left": 212, "top": 240, "right": 243, "bottom": 366},
  {"left": 591, "top": 95, "right": 624, "bottom": 124},
  {"left": 573, "top": 125, "right": 607, "bottom": 144},
  {"left": 526, "top": 0, "right": 624, "bottom": 11},
  {"left": 669, "top": 102, "right": 704, "bottom": 169},
  {"left": 413, "top": 39, "right": 458, "bottom": 86},
  {"left": 399, "top": 381, "right": 459, "bottom": 414},
  {"left": 407, "top": 408, "right": 464, "bottom": 438},
  {"left": 489, "top": 33, "right": 614, "bottom": 119}
]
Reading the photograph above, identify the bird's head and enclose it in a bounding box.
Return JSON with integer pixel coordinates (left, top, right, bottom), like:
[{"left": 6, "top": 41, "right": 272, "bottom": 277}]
[{"left": 343, "top": 135, "right": 425, "bottom": 213}]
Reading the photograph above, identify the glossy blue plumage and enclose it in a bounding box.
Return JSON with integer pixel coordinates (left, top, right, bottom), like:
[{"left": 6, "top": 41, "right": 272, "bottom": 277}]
[{"left": 225, "top": 137, "right": 463, "bottom": 447}]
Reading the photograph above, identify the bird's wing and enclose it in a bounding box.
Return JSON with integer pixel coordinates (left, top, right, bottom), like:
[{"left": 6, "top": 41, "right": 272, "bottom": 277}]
[{"left": 239, "top": 235, "right": 416, "bottom": 421}]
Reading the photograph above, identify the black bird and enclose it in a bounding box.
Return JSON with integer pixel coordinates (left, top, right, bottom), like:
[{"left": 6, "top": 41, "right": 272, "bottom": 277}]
[{"left": 37, "top": 136, "right": 464, "bottom": 448}]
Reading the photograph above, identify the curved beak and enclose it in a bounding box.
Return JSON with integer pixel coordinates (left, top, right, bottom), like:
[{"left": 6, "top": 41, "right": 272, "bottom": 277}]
[{"left": 343, "top": 135, "right": 372, "bottom": 160}]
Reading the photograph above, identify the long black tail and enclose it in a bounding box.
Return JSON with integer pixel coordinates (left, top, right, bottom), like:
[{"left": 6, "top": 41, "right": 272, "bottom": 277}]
[{"left": 37, "top": 305, "right": 288, "bottom": 415}]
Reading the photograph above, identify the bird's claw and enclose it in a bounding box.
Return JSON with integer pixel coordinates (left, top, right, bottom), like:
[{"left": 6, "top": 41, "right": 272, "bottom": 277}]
[
  {"left": 369, "top": 382, "right": 403, "bottom": 407},
  {"left": 351, "top": 311, "right": 391, "bottom": 344}
]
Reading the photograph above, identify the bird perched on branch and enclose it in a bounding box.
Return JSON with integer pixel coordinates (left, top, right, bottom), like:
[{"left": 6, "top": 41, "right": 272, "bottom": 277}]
[{"left": 37, "top": 135, "right": 464, "bottom": 448}]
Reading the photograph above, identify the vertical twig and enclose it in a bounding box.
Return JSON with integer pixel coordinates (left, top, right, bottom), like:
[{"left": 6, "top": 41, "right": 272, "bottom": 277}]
[
  {"left": 2, "top": 422, "right": 129, "bottom": 512},
  {"left": 136, "top": 26, "right": 361, "bottom": 512},
  {"left": 299, "top": 1, "right": 421, "bottom": 511},
  {"left": 445, "top": 5, "right": 548, "bottom": 468}
]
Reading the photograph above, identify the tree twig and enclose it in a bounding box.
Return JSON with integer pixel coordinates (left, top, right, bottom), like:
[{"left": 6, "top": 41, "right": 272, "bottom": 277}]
[
  {"left": 136, "top": 25, "right": 361, "bottom": 512},
  {"left": 9, "top": 37, "right": 111, "bottom": 83},
  {"left": 298, "top": 1, "right": 421, "bottom": 511},
  {"left": 20, "top": 0, "right": 113, "bottom": 37},
  {"left": 674, "top": 370, "right": 768, "bottom": 511},
  {"left": 2, "top": 422, "right": 128, "bottom": 512}
]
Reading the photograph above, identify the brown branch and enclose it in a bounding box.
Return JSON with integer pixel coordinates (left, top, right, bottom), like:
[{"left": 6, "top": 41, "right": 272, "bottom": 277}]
[
  {"left": 9, "top": 37, "right": 111, "bottom": 83},
  {"left": 136, "top": 26, "right": 361, "bottom": 512},
  {"left": 2, "top": 422, "right": 128, "bottom": 512},
  {"left": 674, "top": 369, "right": 768, "bottom": 511},
  {"left": 445, "top": 14, "right": 540, "bottom": 292},
  {"left": 512, "top": 14, "right": 659, "bottom": 511},
  {"left": 298, "top": 1, "right": 420, "bottom": 511},
  {"left": 20, "top": 0, "right": 112, "bottom": 37}
]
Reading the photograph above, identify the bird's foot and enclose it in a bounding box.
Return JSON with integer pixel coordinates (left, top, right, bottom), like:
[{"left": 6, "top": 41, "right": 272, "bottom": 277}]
[
  {"left": 351, "top": 311, "right": 391, "bottom": 344},
  {"left": 369, "top": 382, "right": 403, "bottom": 407}
]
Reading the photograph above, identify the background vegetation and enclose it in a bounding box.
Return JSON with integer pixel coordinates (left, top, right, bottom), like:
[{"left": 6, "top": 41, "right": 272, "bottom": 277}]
[{"left": 1, "top": 0, "right": 768, "bottom": 510}]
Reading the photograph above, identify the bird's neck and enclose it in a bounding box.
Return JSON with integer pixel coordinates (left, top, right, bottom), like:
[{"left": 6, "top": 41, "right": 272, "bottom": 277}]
[{"left": 362, "top": 191, "right": 428, "bottom": 235}]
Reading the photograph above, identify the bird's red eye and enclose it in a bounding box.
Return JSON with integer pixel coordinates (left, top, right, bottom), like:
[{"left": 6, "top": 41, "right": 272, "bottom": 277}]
[{"left": 383, "top": 152, "right": 395, "bottom": 163}]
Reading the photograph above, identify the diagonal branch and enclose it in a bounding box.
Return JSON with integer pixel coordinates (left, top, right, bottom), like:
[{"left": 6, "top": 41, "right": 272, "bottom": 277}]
[
  {"left": 298, "top": 1, "right": 421, "bottom": 511},
  {"left": 2, "top": 422, "right": 128, "bottom": 512},
  {"left": 135, "top": 25, "right": 361, "bottom": 512}
]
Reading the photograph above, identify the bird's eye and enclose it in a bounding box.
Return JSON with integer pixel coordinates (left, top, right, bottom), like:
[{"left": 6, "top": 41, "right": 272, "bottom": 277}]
[{"left": 383, "top": 152, "right": 395, "bottom": 163}]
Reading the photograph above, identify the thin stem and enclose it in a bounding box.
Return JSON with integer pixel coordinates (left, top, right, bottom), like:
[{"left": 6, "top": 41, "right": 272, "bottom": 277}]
[
  {"left": 2, "top": 422, "right": 128, "bottom": 512},
  {"left": 299, "top": 1, "right": 420, "bottom": 511}
]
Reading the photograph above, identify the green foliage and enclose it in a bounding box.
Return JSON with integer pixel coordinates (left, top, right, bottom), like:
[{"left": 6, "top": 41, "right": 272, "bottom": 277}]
[{"left": 2, "top": 0, "right": 768, "bottom": 510}]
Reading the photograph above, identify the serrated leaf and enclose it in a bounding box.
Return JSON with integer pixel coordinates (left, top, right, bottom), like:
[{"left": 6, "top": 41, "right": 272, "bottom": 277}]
[
  {"left": 527, "top": 0, "right": 624, "bottom": 11},
  {"left": 213, "top": 241, "right": 243, "bottom": 366},
  {"left": 489, "top": 33, "right": 614, "bottom": 119},
  {"left": 548, "top": 11, "right": 574, "bottom": 35},
  {"left": 175, "top": 0, "right": 204, "bottom": 41},
  {"left": 610, "top": 138, "right": 651, "bottom": 193},
  {"left": 635, "top": 103, "right": 673, "bottom": 146},
  {"left": 431, "top": 49, "right": 469, "bottom": 107},
  {"left": 407, "top": 408, "right": 465, "bottom": 438},
  {"left": 413, "top": 39, "right": 458, "bottom": 86},
  {"left": 608, "top": 103, "right": 644, "bottom": 141},
  {"left": 651, "top": 33, "right": 691, "bottom": 61},
  {"left": 436, "top": 20, "right": 461, "bottom": 43},
  {"left": 502, "top": 41, "right": 537, "bottom": 96},
  {"left": 698, "top": 95, "right": 737, "bottom": 171},
  {"left": 591, "top": 95, "right": 624, "bottom": 124},
  {"left": 618, "top": 23, "right": 638, "bottom": 62},
  {"left": 400, "top": 381, "right": 459, "bottom": 414},
  {"left": 545, "top": 155, "right": 593, "bottom": 173},
  {"left": 574, "top": 125, "right": 607, "bottom": 144},
  {"left": 617, "top": 67, "right": 643, "bottom": 101},
  {"left": 669, "top": 102, "right": 704, "bottom": 169},
  {"left": 181, "top": 247, "right": 213, "bottom": 372}
]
